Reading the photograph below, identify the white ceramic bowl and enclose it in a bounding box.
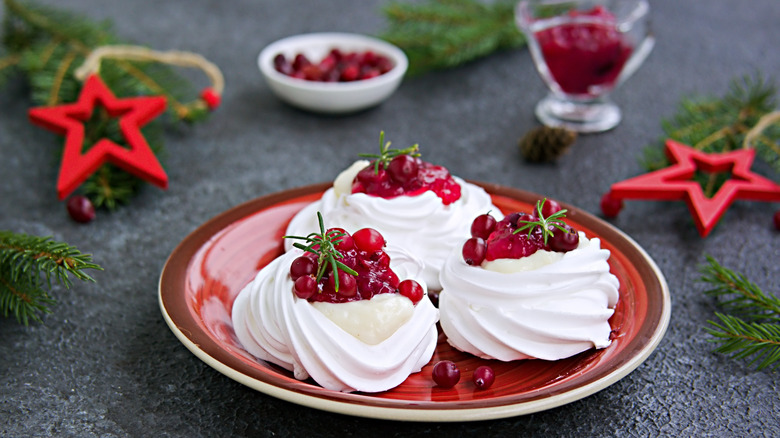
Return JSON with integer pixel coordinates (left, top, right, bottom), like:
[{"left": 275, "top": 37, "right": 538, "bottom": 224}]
[{"left": 258, "top": 32, "right": 408, "bottom": 114}]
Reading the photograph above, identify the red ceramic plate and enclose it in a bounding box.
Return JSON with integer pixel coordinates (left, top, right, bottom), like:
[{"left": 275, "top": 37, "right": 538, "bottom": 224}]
[{"left": 159, "top": 182, "right": 670, "bottom": 422}]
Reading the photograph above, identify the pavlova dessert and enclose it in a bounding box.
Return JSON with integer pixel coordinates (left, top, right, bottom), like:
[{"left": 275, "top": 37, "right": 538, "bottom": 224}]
[
  {"left": 438, "top": 199, "right": 620, "bottom": 361},
  {"left": 284, "top": 132, "right": 500, "bottom": 290},
  {"left": 232, "top": 213, "right": 439, "bottom": 393}
]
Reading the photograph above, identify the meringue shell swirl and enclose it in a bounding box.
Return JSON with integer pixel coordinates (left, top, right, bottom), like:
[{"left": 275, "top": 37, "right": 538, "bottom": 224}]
[
  {"left": 438, "top": 235, "right": 620, "bottom": 361},
  {"left": 284, "top": 176, "right": 499, "bottom": 290},
  {"left": 231, "top": 248, "right": 439, "bottom": 393}
]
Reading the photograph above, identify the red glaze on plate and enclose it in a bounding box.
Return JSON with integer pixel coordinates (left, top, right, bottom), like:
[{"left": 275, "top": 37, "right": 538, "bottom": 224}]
[{"left": 159, "top": 182, "right": 670, "bottom": 421}]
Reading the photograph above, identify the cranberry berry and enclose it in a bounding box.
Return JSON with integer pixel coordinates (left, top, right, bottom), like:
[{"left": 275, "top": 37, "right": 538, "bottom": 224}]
[
  {"left": 432, "top": 360, "right": 460, "bottom": 389},
  {"left": 470, "top": 213, "right": 497, "bottom": 240},
  {"left": 387, "top": 154, "right": 420, "bottom": 185},
  {"left": 290, "top": 256, "right": 316, "bottom": 280},
  {"left": 462, "top": 237, "right": 487, "bottom": 266},
  {"left": 600, "top": 192, "right": 623, "bottom": 218},
  {"left": 352, "top": 227, "right": 385, "bottom": 252},
  {"left": 549, "top": 225, "right": 580, "bottom": 252},
  {"left": 540, "top": 198, "right": 563, "bottom": 218},
  {"left": 293, "top": 275, "right": 318, "bottom": 300},
  {"left": 66, "top": 195, "right": 96, "bottom": 223},
  {"left": 472, "top": 365, "right": 495, "bottom": 390},
  {"left": 274, "top": 48, "right": 394, "bottom": 83},
  {"left": 397, "top": 279, "right": 424, "bottom": 304}
]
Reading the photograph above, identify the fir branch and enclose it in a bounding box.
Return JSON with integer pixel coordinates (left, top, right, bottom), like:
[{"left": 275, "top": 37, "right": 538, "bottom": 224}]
[
  {"left": 642, "top": 73, "right": 780, "bottom": 180},
  {"left": 379, "top": 0, "right": 526, "bottom": 76},
  {"left": 700, "top": 255, "right": 780, "bottom": 323},
  {"left": 0, "top": 52, "right": 20, "bottom": 87},
  {"left": 0, "top": 272, "right": 56, "bottom": 325},
  {"left": 0, "top": 231, "right": 102, "bottom": 324},
  {"left": 81, "top": 164, "right": 142, "bottom": 210},
  {"left": 699, "top": 256, "right": 780, "bottom": 370},
  {"left": 705, "top": 313, "right": 780, "bottom": 370}
]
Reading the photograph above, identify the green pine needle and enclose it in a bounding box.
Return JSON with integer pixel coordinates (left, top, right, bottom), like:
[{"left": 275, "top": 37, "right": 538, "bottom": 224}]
[
  {"left": 379, "top": 0, "right": 526, "bottom": 76},
  {"left": 705, "top": 313, "right": 780, "bottom": 370},
  {"left": 641, "top": 73, "right": 780, "bottom": 184},
  {"left": 699, "top": 255, "right": 780, "bottom": 370},
  {"left": 0, "top": 231, "right": 102, "bottom": 324},
  {"left": 700, "top": 255, "right": 780, "bottom": 323}
]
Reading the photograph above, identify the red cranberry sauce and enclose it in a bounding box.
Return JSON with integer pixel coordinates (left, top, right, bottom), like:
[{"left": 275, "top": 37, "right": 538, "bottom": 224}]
[
  {"left": 535, "top": 6, "right": 633, "bottom": 96},
  {"left": 309, "top": 247, "right": 400, "bottom": 304},
  {"left": 351, "top": 157, "right": 462, "bottom": 205},
  {"left": 290, "top": 227, "right": 416, "bottom": 304},
  {"left": 484, "top": 213, "right": 546, "bottom": 261},
  {"left": 466, "top": 203, "right": 580, "bottom": 263}
]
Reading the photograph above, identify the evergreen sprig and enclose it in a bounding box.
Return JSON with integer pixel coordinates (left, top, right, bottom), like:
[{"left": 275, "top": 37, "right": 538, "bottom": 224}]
[
  {"left": 283, "top": 212, "right": 358, "bottom": 292},
  {"left": 515, "top": 198, "right": 569, "bottom": 245},
  {"left": 700, "top": 255, "right": 780, "bottom": 370},
  {"left": 0, "top": 230, "right": 102, "bottom": 324},
  {"left": 379, "top": 0, "right": 526, "bottom": 76},
  {"left": 358, "top": 130, "right": 420, "bottom": 174},
  {"left": 642, "top": 73, "right": 780, "bottom": 196},
  {"left": 0, "top": 0, "right": 211, "bottom": 209}
]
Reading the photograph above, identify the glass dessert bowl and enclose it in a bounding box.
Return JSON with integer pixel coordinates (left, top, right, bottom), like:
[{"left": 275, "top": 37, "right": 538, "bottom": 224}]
[{"left": 516, "top": 0, "right": 654, "bottom": 133}]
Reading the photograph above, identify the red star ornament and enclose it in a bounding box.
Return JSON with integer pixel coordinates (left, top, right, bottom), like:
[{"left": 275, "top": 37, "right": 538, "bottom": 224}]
[
  {"left": 28, "top": 74, "right": 168, "bottom": 200},
  {"left": 608, "top": 140, "right": 780, "bottom": 237}
]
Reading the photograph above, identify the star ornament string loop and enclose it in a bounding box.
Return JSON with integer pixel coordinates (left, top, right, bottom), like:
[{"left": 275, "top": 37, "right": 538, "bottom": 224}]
[{"left": 74, "top": 45, "right": 225, "bottom": 111}]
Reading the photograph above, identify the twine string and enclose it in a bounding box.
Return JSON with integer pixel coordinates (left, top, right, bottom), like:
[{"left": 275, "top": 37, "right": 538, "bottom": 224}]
[
  {"left": 743, "top": 110, "right": 780, "bottom": 149},
  {"left": 74, "top": 45, "right": 224, "bottom": 95}
]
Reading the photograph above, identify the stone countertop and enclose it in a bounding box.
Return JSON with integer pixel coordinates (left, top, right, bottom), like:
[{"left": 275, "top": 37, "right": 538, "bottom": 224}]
[{"left": 1, "top": 0, "right": 778, "bottom": 436}]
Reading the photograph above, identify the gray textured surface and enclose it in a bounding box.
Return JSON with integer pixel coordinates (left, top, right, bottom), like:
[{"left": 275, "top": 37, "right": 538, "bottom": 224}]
[{"left": 1, "top": 0, "right": 779, "bottom": 436}]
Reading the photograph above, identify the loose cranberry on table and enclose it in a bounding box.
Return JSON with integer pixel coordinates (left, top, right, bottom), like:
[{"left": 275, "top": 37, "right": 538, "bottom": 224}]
[
  {"left": 66, "top": 195, "right": 96, "bottom": 223},
  {"left": 273, "top": 48, "right": 394, "bottom": 82},
  {"left": 600, "top": 192, "right": 623, "bottom": 218}
]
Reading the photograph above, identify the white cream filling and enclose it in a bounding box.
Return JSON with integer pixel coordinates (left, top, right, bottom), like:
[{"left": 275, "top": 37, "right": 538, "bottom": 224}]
[{"left": 312, "top": 294, "right": 414, "bottom": 345}]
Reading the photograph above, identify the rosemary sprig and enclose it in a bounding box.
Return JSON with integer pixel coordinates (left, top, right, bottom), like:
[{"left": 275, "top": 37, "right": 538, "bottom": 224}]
[
  {"left": 283, "top": 212, "right": 357, "bottom": 292},
  {"left": 700, "top": 255, "right": 780, "bottom": 370},
  {"left": 358, "top": 131, "right": 420, "bottom": 174},
  {"left": 514, "top": 198, "right": 569, "bottom": 245}
]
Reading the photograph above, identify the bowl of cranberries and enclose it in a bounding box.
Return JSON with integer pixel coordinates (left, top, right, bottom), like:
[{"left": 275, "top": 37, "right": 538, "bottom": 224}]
[{"left": 258, "top": 32, "right": 408, "bottom": 114}]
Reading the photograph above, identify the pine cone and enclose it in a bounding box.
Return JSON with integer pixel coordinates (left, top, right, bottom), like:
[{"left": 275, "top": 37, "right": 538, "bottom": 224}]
[{"left": 519, "top": 126, "right": 577, "bottom": 163}]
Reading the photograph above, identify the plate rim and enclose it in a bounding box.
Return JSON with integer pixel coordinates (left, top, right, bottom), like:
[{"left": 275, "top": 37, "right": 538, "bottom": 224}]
[{"left": 159, "top": 181, "right": 671, "bottom": 422}]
